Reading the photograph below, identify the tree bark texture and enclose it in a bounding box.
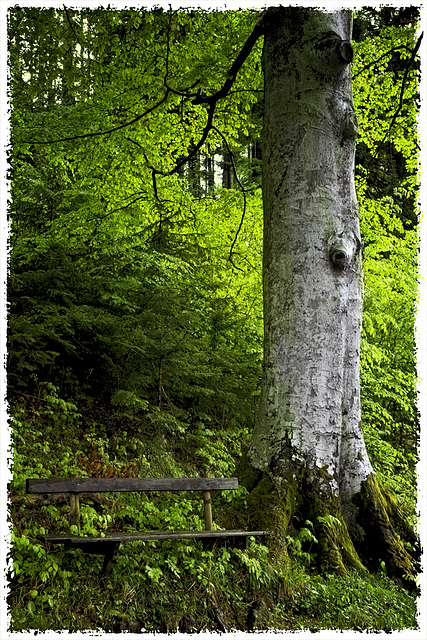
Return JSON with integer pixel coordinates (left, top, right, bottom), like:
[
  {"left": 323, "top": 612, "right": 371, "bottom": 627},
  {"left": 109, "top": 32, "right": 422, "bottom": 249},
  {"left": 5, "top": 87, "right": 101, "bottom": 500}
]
[{"left": 235, "top": 7, "right": 418, "bottom": 585}]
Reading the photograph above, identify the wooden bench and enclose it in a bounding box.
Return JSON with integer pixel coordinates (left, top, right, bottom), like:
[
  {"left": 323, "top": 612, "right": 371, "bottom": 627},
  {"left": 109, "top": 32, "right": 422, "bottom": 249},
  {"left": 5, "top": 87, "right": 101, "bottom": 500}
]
[{"left": 26, "top": 476, "right": 268, "bottom": 581}]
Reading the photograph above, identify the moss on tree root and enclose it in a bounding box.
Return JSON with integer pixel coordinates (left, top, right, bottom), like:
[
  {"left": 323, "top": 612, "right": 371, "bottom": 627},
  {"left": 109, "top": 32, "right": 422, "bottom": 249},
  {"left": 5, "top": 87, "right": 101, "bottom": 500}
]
[
  {"left": 233, "top": 456, "right": 418, "bottom": 589},
  {"left": 352, "top": 474, "right": 419, "bottom": 589},
  {"left": 301, "top": 469, "right": 366, "bottom": 575}
]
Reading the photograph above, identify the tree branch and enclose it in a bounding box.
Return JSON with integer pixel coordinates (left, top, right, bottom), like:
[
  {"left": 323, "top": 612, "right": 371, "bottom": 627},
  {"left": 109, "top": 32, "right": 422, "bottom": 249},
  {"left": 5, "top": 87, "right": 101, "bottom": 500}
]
[
  {"left": 146, "top": 14, "right": 265, "bottom": 194},
  {"left": 212, "top": 126, "right": 249, "bottom": 272},
  {"left": 21, "top": 91, "right": 171, "bottom": 145},
  {"left": 88, "top": 193, "right": 150, "bottom": 222},
  {"left": 352, "top": 44, "right": 413, "bottom": 80},
  {"left": 63, "top": 5, "right": 84, "bottom": 50},
  {"left": 360, "top": 32, "right": 423, "bottom": 176},
  {"left": 193, "top": 15, "right": 264, "bottom": 107},
  {"left": 20, "top": 9, "right": 265, "bottom": 215},
  {"left": 378, "top": 32, "right": 423, "bottom": 146}
]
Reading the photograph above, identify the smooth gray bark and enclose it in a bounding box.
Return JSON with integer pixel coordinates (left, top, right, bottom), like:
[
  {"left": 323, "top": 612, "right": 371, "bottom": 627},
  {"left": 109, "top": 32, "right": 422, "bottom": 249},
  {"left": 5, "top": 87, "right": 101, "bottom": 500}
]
[{"left": 248, "top": 8, "right": 372, "bottom": 510}]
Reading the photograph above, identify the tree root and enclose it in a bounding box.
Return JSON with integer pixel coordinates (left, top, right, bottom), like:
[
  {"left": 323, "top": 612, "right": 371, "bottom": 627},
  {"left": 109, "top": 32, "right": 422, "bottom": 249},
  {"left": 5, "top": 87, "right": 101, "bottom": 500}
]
[
  {"left": 352, "top": 474, "right": 419, "bottom": 590},
  {"left": 233, "top": 457, "right": 419, "bottom": 590}
]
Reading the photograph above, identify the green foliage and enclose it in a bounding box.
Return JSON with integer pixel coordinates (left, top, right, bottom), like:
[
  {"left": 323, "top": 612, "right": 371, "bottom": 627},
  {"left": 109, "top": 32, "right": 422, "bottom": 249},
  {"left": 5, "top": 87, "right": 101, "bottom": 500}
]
[
  {"left": 7, "top": 5, "right": 420, "bottom": 633},
  {"left": 352, "top": 8, "right": 419, "bottom": 519},
  {"left": 276, "top": 567, "right": 417, "bottom": 631},
  {"left": 9, "top": 405, "right": 418, "bottom": 631},
  {"left": 285, "top": 520, "right": 318, "bottom": 567}
]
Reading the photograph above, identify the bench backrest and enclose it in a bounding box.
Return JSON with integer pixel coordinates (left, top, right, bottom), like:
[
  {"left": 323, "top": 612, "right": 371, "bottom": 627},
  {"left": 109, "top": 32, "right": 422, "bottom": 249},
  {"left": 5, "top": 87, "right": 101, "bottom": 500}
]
[{"left": 26, "top": 477, "right": 239, "bottom": 494}]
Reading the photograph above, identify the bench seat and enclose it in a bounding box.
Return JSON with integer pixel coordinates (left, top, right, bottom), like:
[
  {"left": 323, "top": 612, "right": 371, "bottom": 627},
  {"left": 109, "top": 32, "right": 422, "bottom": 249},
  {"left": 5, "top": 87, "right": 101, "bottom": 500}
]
[{"left": 43, "top": 529, "right": 268, "bottom": 550}]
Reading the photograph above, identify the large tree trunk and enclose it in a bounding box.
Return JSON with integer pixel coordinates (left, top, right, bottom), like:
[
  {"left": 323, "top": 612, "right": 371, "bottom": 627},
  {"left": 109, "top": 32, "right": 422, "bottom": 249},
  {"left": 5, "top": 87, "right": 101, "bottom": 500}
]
[{"left": 236, "top": 7, "right": 418, "bottom": 586}]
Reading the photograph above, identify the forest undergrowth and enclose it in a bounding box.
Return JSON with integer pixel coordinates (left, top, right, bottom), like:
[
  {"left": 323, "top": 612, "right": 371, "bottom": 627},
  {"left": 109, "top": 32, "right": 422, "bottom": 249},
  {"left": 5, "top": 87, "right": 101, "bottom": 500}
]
[{"left": 7, "top": 388, "right": 418, "bottom": 632}]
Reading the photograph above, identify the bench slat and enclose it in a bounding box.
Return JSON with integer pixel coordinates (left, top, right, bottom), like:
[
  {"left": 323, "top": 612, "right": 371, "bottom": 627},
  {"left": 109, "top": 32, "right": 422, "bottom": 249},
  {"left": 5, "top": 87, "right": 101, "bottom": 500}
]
[
  {"left": 43, "top": 530, "right": 268, "bottom": 544},
  {"left": 26, "top": 477, "right": 239, "bottom": 494}
]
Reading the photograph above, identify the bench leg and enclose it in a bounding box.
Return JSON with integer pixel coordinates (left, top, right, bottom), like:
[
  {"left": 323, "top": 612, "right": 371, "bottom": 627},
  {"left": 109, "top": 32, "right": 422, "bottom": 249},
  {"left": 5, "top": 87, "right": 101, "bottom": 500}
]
[
  {"left": 100, "top": 542, "right": 120, "bottom": 586},
  {"left": 70, "top": 493, "right": 80, "bottom": 533}
]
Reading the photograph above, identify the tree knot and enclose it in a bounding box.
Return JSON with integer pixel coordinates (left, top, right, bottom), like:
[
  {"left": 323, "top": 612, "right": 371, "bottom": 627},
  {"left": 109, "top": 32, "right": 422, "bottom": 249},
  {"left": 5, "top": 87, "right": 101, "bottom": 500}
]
[{"left": 337, "top": 40, "right": 354, "bottom": 64}]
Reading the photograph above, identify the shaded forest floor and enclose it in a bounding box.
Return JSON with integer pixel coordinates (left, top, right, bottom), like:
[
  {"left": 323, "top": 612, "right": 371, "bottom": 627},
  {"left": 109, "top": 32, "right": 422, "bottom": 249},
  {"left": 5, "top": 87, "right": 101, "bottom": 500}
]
[{"left": 7, "top": 396, "right": 418, "bottom": 633}]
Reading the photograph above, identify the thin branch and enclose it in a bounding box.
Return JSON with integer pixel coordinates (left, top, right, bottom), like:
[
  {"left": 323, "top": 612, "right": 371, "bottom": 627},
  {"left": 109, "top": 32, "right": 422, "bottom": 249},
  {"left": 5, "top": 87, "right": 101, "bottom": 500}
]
[
  {"left": 362, "top": 32, "right": 423, "bottom": 174},
  {"left": 163, "top": 12, "right": 201, "bottom": 98},
  {"left": 124, "top": 136, "right": 143, "bottom": 149},
  {"left": 212, "top": 127, "right": 247, "bottom": 195},
  {"left": 151, "top": 167, "right": 160, "bottom": 201},
  {"left": 63, "top": 5, "right": 84, "bottom": 50},
  {"left": 147, "top": 15, "right": 265, "bottom": 193},
  {"left": 88, "top": 194, "right": 150, "bottom": 222},
  {"left": 170, "top": 103, "right": 216, "bottom": 176},
  {"left": 352, "top": 44, "right": 413, "bottom": 80},
  {"left": 143, "top": 101, "right": 217, "bottom": 200},
  {"left": 21, "top": 91, "right": 171, "bottom": 145},
  {"left": 212, "top": 126, "right": 250, "bottom": 272},
  {"left": 192, "top": 15, "right": 265, "bottom": 107},
  {"left": 164, "top": 79, "right": 201, "bottom": 99},
  {"left": 380, "top": 32, "right": 423, "bottom": 145}
]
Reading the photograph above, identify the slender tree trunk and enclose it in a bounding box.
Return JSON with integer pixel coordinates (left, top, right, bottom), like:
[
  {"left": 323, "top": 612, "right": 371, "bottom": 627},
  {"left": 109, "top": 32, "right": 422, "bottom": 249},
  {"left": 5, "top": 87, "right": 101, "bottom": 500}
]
[
  {"left": 249, "top": 140, "right": 262, "bottom": 180},
  {"left": 222, "top": 146, "right": 234, "bottom": 189},
  {"left": 62, "top": 9, "right": 75, "bottom": 106},
  {"left": 235, "top": 7, "right": 418, "bottom": 586},
  {"left": 188, "top": 151, "right": 202, "bottom": 196},
  {"left": 204, "top": 146, "right": 215, "bottom": 192}
]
